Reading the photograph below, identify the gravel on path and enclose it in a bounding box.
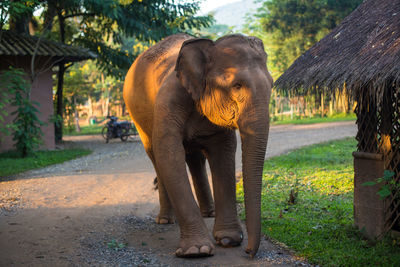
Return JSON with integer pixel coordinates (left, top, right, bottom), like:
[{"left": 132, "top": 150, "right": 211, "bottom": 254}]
[{"left": 0, "top": 121, "right": 356, "bottom": 266}]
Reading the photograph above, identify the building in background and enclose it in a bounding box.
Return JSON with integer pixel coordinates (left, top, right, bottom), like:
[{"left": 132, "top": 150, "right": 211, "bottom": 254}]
[{"left": 0, "top": 30, "right": 96, "bottom": 152}]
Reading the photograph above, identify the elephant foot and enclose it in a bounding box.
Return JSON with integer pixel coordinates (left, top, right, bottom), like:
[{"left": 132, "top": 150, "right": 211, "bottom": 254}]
[
  {"left": 214, "top": 225, "right": 243, "bottom": 247},
  {"left": 155, "top": 213, "right": 175, "bottom": 224},
  {"left": 201, "top": 209, "right": 215, "bottom": 218},
  {"left": 176, "top": 236, "right": 214, "bottom": 258}
]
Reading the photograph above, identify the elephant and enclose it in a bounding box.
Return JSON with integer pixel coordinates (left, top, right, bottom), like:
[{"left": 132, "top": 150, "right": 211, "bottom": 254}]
[{"left": 123, "top": 33, "right": 272, "bottom": 258}]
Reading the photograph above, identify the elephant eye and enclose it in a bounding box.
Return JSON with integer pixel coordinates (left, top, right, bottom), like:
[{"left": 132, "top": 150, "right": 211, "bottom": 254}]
[{"left": 233, "top": 83, "right": 242, "bottom": 90}]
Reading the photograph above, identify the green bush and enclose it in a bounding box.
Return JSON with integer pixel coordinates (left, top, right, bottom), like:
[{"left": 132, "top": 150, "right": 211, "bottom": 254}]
[{"left": 0, "top": 68, "right": 43, "bottom": 157}]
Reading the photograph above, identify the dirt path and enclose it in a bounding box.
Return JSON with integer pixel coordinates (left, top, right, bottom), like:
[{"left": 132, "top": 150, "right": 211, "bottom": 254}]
[{"left": 0, "top": 121, "right": 356, "bottom": 266}]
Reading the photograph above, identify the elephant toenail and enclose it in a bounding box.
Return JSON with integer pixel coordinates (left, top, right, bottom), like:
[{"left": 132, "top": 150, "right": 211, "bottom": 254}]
[
  {"left": 185, "top": 246, "right": 199, "bottom": 255},
  {"left": 176, "top": 248, "right": 183, "bottom": 256},
  {"left": 200, "top": 245, "right": 211, "bottom": 254}
]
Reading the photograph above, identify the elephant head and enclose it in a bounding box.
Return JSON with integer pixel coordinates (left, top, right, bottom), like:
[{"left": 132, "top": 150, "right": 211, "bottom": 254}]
[{"left": 175, "top": 34, "right": 273, "bottom": 257}]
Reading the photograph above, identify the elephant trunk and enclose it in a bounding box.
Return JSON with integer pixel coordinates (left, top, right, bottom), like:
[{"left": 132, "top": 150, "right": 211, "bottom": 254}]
[{"left": 238, "top": 103, "right": 269, "bottom": 258}]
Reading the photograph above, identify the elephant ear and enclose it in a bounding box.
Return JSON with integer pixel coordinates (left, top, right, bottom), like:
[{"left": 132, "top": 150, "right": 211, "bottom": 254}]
[
  {"left": 175, "top": 38, "right": 214, "bottom": 101},
  {"left": 247, "top": 36, "right": 268, "bottom": 61}
]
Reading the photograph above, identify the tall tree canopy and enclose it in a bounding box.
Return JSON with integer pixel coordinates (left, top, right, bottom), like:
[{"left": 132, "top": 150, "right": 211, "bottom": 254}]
[
  {"left": 248, "top": 0, "right": 362, "bottom": 77},
  {"left": 2, "top": 0, "right": 212, "bottom": 141},
  {"left": 27, "top": 0, "right": 212, "bottom": 78}
]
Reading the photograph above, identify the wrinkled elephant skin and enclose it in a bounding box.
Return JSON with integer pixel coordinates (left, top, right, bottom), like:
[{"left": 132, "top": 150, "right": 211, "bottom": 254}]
[{"left": 123, "top": 34, "right": 272, "bottom": 258}]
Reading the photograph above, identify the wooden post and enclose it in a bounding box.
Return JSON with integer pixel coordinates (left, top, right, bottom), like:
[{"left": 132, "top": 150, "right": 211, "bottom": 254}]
[
  {"left": 380, "top": 86, "right": 393, "bottom": 157},
  {"left": 353, "top": 86, "right": 388, "bottom": 239},
  {"left": 321, "top": 91, "right": 324, "bottom": 117},
  {"left": 353, "top": 151, "right": 385, "bottom": 238},
  {"left": 73, "top": 96, "right": 81, "bottom": 132}
]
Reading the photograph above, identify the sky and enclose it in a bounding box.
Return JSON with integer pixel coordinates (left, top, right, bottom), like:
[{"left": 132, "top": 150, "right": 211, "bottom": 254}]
[{"left": 199, "top": 0, "right": 241, "bottom": 14}]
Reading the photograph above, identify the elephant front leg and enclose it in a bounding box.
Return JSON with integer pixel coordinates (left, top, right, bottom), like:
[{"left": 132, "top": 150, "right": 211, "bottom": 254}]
[
  {"left": 186, "top": 150, "right": 215, "bottom": 218},
  {"left": 204, "top": 130, "right": 243, "bottom": 247},
  {"left": 153, "top": 132, "right": 214, "bottom": 257}
]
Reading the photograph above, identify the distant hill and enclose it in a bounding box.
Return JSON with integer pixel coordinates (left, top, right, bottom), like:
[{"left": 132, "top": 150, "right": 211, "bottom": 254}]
[{"left": 210, "top": 0, "right": 261, "bottom": 29}]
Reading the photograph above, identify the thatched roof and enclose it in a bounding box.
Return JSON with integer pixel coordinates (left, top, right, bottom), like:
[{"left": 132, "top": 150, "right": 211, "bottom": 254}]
[
  {"left": 274, "top": 0, "right": 400, "bottom": 99},
  {"left": 0, "top": 30, "right": 97, "bottom": 62}
]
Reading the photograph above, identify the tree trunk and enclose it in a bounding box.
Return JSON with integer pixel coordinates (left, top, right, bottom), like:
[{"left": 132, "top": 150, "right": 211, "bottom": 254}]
[
  {"left": 73, "top": 96, "right": 81, "bottom": 132},
  {"left": 105, "top": 95, "right": 110, "bottom": 117},
  {"left": 55, "top": 12, "right": 66, "bottom": 143},
  {"left": 346, "top": 96, "right": 352, "bottom": 114},
  {"left": 274, "top": 94, "right": 279, "bottom": 115},
  {"left": 87, "top": 96, "right": 93, "bottom": 123},
  {"left": 290, "top": 102, "right": 294, "bottom": 119},
  {"left": 321, "top": 92, "right": 324, "bottom": 117},
  {"left": 55, "top": 62, "right": 65, "bottom": 142}
]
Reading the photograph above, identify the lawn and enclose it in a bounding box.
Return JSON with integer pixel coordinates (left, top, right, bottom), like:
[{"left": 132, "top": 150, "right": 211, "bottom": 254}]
[
  {"left": 237, "top": 138, "right": 400, "bottom": 266},
  {"left": 63, "top": 113, "right": 356, "bottom": 136},
  {"left": 0, "top": 149, "right": 91, "bottom": 177},
  {"left": 271, "top": 112, "right": 356, "bottom": 125},
  {"left": 64, "top": 125, "right": 104, "bottom": 136}
]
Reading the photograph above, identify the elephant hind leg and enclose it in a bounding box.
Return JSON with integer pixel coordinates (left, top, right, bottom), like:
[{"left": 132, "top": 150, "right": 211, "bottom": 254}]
[
  {"left": 154, "top": 178, "right": 175, "bottom": 224},
  {"left": 186, "top": 150, "right": 215, "bottom": 218}
]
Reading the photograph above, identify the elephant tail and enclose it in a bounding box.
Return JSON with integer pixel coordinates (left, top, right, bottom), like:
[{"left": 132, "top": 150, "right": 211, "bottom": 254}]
[{"left": 153, "top": 176, "right": 158, "bottom": 190}]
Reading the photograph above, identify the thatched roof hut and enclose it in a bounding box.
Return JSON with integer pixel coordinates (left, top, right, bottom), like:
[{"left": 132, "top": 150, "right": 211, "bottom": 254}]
[
  {"left": 274, "top": 0, "right": 400, "bottom": 238},
  {"left": 274, "top": 0, "right": 400, "bottom": 102}
]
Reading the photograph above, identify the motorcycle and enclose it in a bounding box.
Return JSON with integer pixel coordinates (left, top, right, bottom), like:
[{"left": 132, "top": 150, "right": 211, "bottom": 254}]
[{"left": 101, "top": 116, "right": 137, "bottom": 143}]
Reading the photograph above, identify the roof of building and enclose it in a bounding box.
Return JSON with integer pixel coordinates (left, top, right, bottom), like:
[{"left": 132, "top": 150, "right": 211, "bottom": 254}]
[
  {"left": 0, "top": 30, "right": 97, "bottom": 62},
  {"left": 274, "top": 0, "right": 400, "bottom": 100}
]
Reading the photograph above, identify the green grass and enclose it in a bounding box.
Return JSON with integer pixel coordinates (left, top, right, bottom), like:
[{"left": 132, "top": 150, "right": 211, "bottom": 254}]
[
  {"left": 237, "top": 138, "right": 400, "bottom": 266},
  {"left": 0, "top": 149, "right": 91, "bottom": 177},
  {"left": 64, "top": 125, "right": 104, "bottom": 136},
  {"left": 63, "top": 114, "right": 355, "bottom": 135},
  {"left": 271, "top": 112, "right": 356, "bottom": 125}
]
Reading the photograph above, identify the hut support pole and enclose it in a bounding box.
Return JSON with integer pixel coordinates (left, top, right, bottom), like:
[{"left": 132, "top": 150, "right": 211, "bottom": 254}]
[
  {"left": 380, "top": 85, "right": 393, "bottom": 157},
  {"left": 321, "top": 92, "right": 324, "bottom": 117},
  {"left": 353, "top": 91, "right": 385, "bottom": 239}
]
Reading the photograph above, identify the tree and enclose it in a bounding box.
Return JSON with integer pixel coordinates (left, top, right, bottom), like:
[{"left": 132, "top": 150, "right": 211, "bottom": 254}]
[
  {"left": 250, "top": 0, "right": 362, "bottom": 76},
  {"left": 44, "top": 0, "right": 212, "bottom": 142},
  {"left": 2, "top": 0, "right": 213, "bottom": 142},
  {"left": 242, "top": 0, "right": 362, "bottom": 118}
]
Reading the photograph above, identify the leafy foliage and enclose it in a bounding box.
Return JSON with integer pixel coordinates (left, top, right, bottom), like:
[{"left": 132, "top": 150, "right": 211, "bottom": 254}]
[
  {"left": 362, "top": 170, "right": 398, "bottom": 200},
  {"left": 0, "top": 0, "right": 38, "bottom": 34},
  {"left": 0, "top": 71, "right": 12, "bottom": 138},
  {"left": 237, "top": 138, "right": 400, "bottom": 266},
  {"left": 2, "top": 0, "right": 213, "bottom": 141},
  {"left": 1, "top": 68, "right": 43, "bottom": 157},
  {"left": 107, "top": 239, "right": 127, "bottom": 251},
  {"left": 246, "top": 0, "right": 362, "bottom": 77},
  {"left": 37, "top": 0, "right": 213, "bottom": 78}
]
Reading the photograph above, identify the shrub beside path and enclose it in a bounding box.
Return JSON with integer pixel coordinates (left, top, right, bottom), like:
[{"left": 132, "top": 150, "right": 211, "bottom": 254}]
[{"left": 0, "top": 121, "right": 356, "bottom": 266}]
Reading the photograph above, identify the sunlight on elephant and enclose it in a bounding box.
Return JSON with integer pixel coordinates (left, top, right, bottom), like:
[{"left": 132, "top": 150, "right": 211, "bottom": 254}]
[{"left": 123, "top": 34, "right": 272, "bottom": 258}]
